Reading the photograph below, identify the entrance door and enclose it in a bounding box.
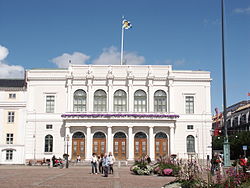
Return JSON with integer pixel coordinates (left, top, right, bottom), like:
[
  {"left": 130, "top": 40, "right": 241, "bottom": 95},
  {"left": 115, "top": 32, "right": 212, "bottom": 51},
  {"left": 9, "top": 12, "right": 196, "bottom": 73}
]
[
  {"left": 155, "top": 132, "right": 168, "bottom": 159},
  {"left": 134, "top": 132, "right": 147, "bottom": 159},
  {"left": 93, "top": 132, "right": 106, "bottom": 155},
  {"left": 113, "top": 132, "right": 126, "bottom": 160},
  {"left": 72, "top": 132, "right": 85, "bottom": 160}
]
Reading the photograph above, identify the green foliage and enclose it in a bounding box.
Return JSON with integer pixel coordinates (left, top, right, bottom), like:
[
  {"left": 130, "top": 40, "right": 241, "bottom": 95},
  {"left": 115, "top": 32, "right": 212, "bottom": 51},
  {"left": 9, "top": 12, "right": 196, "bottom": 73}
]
[{"left": 212, "top": 132, "right": 250, "bottom": 159}]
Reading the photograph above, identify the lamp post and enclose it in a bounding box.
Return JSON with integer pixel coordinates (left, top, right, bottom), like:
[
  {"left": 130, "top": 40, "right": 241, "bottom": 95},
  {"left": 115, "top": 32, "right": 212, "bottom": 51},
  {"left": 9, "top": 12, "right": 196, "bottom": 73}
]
[
  {"left": 221, "top": 0, "right": 230, "bottom": 167},
  {"left": 66, "top": 135, "right": 69, "bottom": 168}
]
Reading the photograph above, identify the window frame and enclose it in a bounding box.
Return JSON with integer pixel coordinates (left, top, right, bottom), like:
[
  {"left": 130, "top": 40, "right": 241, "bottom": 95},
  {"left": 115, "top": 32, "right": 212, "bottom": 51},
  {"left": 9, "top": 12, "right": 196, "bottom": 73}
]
[
  {"left": 45, "top": 95, "right": 55, "bottom": 113},
  {"left": 185, "top": 95, "right": 194, "bottom": 114},
  {"left": 154, "top": 90, "right": 167, "bottom": 112},
  {"left": 113, "top": 89, "right": 127, "bottom": 112},
  {"left": 9, "top": 93, "right": 16, "bottom": 99},
  {"left": 187, "top": 125, "right": 194, "bottom": 130},
  {"left": 73, "top": 89, "right": 87, "bottom": 112},
  {"left": 186, "top": 135, "right": 195, "bottom": 153},
  {"left": 6, "top": 150, "right": 13, "bottom": 160},
  {"left": 7, "top": 111, "right": 15, "bottom": 123},
  {"left": 44, "top": 134, "right": 53, "bottom": 153},
  {"left": 134, "top": 90, "right": 147, "bottom": 112},
  {"left": 6, "top": 133, "right": 14, "bottom": 144},
  {"left": 93, "top": 89, "right": 107, "bottom": 112}
]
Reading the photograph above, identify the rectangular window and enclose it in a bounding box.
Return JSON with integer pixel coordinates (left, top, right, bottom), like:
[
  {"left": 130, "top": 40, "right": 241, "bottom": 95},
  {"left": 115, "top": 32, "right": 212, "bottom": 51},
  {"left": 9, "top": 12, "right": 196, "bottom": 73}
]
[
  {"left": 185, "top": 96, "right": 194, "bottom": 114},
  {"left": 9, "top": 93, "right": 16, "bottom": 99},
  {"left": 187, "top": 125, "right": 194, "bottom": 130},
  {"left": 46, "top": 124, "right": 53, "bottom": 129},
  {"left": 6, "top": 150, "right": 13, "bottom": 160},
  {"left": 6, "top": 133, "right": 14, "bottom": 144},
  {"left": 8, "top": 112, "right": 15, "bottom": 123},
  {"left": 46, "top": 95, "right": 55, "bottom": 113}
]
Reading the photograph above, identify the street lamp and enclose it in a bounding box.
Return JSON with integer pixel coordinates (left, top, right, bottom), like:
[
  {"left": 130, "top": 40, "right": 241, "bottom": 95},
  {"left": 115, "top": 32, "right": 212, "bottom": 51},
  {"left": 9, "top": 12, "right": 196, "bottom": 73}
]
[
  {"left": 66, "top": 135, "right": 70, "bottom": 168},
  {"left": 221, "top": 0, "right": 230, "bottom": 167}
]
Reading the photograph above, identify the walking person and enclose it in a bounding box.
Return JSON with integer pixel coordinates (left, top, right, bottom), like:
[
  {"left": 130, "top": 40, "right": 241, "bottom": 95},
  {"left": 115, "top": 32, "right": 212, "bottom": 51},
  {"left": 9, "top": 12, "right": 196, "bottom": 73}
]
[
  {"left": 103, "top": 153, "right": 110, "bottom": 177},
  {"left": 91, "top": 153, "right": 98, "bottom": 174},
  {"left": 108, "top": 152, "right": 115, "bottom": 174}
]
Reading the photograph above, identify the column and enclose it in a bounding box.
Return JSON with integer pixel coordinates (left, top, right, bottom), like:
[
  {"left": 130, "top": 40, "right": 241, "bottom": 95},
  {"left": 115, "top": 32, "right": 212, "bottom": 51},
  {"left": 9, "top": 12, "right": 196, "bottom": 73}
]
[
  {"left": 149, "top": 126, "right": 155, "bottom": 161},
  {"left": 86, "top": 126, "right": 92, "bottom": 160},
  {"left": 107, "top": 126, "right": 113, "bottom": 153},
  {"left": 128, "top": 126, "right": 134, "bottom": 160},
  {"left": 170, "top": 126, "right": 175, "bottom": 154}
]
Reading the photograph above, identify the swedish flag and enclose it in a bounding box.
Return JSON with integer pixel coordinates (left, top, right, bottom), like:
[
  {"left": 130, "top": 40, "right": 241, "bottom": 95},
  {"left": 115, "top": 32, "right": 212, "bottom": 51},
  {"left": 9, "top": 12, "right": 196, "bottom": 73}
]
[{"left": 122, "top": 19, "right": 132, "bottom": 29}]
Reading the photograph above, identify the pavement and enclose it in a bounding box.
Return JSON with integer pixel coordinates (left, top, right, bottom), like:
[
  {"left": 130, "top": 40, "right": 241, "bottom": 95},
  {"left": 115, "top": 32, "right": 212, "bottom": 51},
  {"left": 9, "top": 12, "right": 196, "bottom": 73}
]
[{"left": 0, "top": 166, "right": 176, "bottom": 188}]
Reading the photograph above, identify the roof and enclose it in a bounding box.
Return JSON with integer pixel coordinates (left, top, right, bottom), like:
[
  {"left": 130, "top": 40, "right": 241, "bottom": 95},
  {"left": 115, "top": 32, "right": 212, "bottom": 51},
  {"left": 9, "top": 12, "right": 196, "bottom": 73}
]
[{"left": 0, "top": 79, "right": 26, "bottom": 88}]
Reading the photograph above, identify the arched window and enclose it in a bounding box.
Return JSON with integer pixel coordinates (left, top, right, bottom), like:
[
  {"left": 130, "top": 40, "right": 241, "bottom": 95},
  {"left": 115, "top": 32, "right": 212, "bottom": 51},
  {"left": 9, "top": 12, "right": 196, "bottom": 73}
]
[
  {"left": 94, "top": 90, "right": 107, "bottom": 112},
  {"left": 73, "top": 90, "right": 86, "bottom": 112},
  {"left": 72, "top": 132, "right": 85, "bottom": 138},
  {"left": 155, "top": 132, "right": 168, "bottom": 139},
  {"left": 93, "top": 132, "right": 106, "bottom": 138},
  {"left": 114, "top": 132, "right": 126, "bottom": 138},
  {"left": 186, "top": 135, "right": 195, "bottom": 153},
  {"left": 114, "top": 90, "right": 127, "bottom": 112},
  {"left": 134, "top": 132, "right": 147, "bottom": 138},
  {"left": 45, "top": 135, "right": 53, "bottom": 152},
  {"left": 154, "top": 90, "right": 167, "bottom": 112},
  {"left": 134, "top": 90, "right": 147, "bottom": 112}
]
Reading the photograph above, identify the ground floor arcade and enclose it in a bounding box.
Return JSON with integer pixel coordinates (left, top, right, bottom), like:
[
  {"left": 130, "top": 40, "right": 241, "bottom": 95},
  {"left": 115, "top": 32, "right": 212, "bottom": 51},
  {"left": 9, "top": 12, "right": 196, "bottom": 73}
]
[{"left": 64, "top": 124, "right": 175, "bottom": 161}]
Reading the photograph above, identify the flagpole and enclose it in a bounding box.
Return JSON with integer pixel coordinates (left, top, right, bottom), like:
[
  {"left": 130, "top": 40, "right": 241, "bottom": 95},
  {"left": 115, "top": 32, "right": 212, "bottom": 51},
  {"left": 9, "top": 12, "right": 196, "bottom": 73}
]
[{"left": 120, "top": 22, "right": 124, "bottom": 65}]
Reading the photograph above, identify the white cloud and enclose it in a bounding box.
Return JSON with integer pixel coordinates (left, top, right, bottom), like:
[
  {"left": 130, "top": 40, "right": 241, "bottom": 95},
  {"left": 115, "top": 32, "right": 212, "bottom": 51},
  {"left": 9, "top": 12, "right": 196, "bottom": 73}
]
[
  {"left": 93, "top": 46, "right": 145, "bottom": 65},
  {"left": 0, "top": 45, "right": 24, "bottom": 78},
  {"left": 0, "top": 45, "right": 9, "bottom": 61},
  {"left": 233, "top": 7, "right": 250, "bottom": 14},
  {"left": 51, "top": 52, "right": 90, "bottom": 68},
  {"left": 163, "top": 59, "right": 185, "bottom": 66}
]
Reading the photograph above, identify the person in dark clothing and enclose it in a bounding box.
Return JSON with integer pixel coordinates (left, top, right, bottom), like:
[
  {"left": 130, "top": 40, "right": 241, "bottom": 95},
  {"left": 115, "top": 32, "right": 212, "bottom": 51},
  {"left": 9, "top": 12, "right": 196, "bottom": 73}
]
[{"left": 52, "top": 155, "right": 56, "bottom": 167}]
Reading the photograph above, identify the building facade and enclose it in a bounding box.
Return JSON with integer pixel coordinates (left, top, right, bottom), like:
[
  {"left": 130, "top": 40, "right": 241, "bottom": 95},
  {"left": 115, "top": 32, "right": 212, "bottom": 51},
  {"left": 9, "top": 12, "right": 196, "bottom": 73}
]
[
  {"left": 0, "top": 79, "right": 26, "bottom": 164},
  {"left": 24, "top": 65, "right": 212, "bottom": 162}
]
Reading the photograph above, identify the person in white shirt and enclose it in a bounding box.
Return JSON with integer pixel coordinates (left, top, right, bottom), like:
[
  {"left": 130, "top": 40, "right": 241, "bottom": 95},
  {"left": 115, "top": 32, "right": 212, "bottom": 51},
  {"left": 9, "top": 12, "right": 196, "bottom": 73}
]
[
  {"left": 108, "top": 152, "right": 115, "bottom": 174},
  {"left": 91, "top": 153, "right": 98, "bottom": 174}
]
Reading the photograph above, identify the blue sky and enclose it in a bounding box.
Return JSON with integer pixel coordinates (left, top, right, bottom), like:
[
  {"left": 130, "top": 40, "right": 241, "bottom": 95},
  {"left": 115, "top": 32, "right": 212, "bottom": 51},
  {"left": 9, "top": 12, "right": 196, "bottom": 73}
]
[{"left": 0, "top": 0, "right": 249, "bottom": 113}]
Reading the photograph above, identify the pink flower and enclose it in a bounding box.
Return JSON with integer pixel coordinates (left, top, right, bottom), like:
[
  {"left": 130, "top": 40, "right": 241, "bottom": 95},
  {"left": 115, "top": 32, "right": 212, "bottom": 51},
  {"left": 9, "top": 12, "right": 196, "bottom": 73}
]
[{"left": 163, "top": 168, "right": 173, "bottom": 175}]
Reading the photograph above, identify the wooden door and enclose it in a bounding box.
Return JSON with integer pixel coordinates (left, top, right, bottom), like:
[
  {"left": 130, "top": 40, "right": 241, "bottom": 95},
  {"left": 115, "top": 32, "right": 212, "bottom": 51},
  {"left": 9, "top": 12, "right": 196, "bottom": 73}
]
[
  {"left": 93, "top": 138, "right": 106, "bottom": 155},
  {"left": 114, "top": 138, "right": 126, "bottom": 160},
  {"left": 72, "top": 138, "right": 85, "bottom": 160},
  {"left": 134, "top": 138, "right": 147, "bottom": 159},
  {"left": 155, "top": 138, "right": 168, "bottom": 159}
]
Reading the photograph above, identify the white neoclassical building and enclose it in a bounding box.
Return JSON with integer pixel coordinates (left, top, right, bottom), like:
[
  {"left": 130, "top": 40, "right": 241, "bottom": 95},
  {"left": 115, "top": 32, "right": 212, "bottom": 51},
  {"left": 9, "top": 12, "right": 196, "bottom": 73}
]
[{"left": 23, "top": 64, "right": 212, "bottom": 162}]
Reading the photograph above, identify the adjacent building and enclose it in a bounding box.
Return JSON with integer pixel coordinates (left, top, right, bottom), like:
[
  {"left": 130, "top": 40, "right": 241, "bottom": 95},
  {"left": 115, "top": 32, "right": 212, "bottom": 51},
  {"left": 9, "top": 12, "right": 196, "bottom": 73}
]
[{"left": 0, "top": 79, "right": 26, "bottom": 164}]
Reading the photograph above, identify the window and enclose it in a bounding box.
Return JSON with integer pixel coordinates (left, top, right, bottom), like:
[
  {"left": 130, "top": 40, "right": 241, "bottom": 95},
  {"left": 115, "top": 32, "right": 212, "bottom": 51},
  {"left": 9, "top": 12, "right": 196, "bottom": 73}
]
[
  {"left": 114, "top": 90, "right": 127, "bottom": 112},
  {"left": 46, "top": 95, "right": 55, "bottom": 113},
  {"left": 134, "top": 90, "right": 147, "bottom": 112},
  {"left": 6, "top": 133, "right": 14, "bottom": 144},
  {"left": 185, "top": 96, "right": 194, "bottom": 114},
  {"left": 73, "top": 89, "right": 86, "bottom": 112},
  {"left": 44, "top": 135, "right": 53, "bottom": 152},
  {"left": 154, "top": 90, "right": 167, "bottom": 112},
  {"left": 6, "top": 150, "right": 13, "bottom": 160},
  {"left": 94, "top": 90, "right": 107, "bottom": 112},
  {"left": 187, "top": 125, "right": 194, "bottom": 130},
  {"left": 187, "top": 135, "right": 195, "bottom": 153},
  {"left": 8, "top": 112, "right": 15, "bottom": 123},
  {"left": 46, "top": 124, "right": 53, "bottom": 129},
  {"left": 9, "top": 93, "right": 16, "bottom": 99}
]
